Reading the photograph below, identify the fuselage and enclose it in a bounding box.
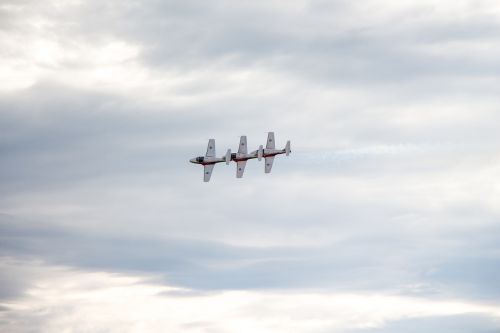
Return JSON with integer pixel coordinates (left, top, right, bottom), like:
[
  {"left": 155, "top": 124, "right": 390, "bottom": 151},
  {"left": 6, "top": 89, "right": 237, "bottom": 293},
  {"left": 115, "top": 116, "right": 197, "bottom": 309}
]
[
  {"left": 231, "top": 151, "right": 258, "bottom": 162},
  {"left": 189, "top": 156, "right": 225, "bottom": 165},
  {"left": 264, "top": 148, "right": 285, "bottom": 157},
  {"left": 251, "top": 148, "right": 285, "bottom": 158}
]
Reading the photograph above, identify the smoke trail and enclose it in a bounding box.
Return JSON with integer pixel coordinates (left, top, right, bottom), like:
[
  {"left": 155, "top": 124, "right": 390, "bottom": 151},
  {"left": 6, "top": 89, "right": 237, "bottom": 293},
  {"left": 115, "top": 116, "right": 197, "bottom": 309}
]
[{"left": 291, "top": 142, "right": 457, "bottom": 165}]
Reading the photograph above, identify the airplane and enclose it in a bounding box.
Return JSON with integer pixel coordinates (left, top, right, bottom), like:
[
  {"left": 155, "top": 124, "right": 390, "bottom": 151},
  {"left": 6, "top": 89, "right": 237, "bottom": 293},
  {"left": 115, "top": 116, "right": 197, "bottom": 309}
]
[
  {"left": 256, "top": 132, "right": 291, "bottom": 173},
  {"left": 189, "top": 139, "right": 231, "bottom": 182},
  {"left": 231, "top": 136, "right": 263, "bottom": 178}
]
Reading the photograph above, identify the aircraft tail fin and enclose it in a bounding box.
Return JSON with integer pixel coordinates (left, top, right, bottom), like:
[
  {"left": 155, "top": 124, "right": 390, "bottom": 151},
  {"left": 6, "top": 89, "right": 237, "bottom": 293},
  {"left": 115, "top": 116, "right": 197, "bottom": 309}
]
[
  {"left": 258, "top": 145, "right": 263, "bottom": 161},
  {"left": 225, "top": 149, "right": 231, "bottom": 165},
  {"left": 285, "top": 140, "right": 291, "bottom": 156}
]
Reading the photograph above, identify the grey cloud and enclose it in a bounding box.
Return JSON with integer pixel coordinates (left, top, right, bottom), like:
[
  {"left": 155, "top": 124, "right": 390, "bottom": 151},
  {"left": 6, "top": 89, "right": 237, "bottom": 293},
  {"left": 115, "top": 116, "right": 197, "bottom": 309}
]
[
  {"left": 75, "top": 0, "right": 500, "bottom": 84},
  {"left": 7, "top": 0, "right": 500, "bottom": 84},
  {"left": 1, "top": 84, "right": 499, "bottom": 303},
  {"left": 1, "top": 210, "right": 499, "bottom": 302},
  {"left": 1, "top": 1, "right": 500, "bottom": 331},
  {"left": 347, "top": 314, "right": 500, "bottom": 333},
  {"left": 0, "top": 82, "right": 276, "bottom": 193},
  {"left": 424, "top": 222, "right": 500, "bottom": 301}
]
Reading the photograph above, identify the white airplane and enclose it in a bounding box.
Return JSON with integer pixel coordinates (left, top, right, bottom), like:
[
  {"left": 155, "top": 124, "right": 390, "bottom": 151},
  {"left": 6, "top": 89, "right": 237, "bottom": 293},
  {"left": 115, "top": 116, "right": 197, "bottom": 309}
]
[
  {"left": 231, "top": 136, "right": 263, "bottom": 178},
  {"left": 189, "top": 139, "right": 231, "bottom": 182},
  {"left": 256, "top": 132, "right": 291, "bottom": 173}
]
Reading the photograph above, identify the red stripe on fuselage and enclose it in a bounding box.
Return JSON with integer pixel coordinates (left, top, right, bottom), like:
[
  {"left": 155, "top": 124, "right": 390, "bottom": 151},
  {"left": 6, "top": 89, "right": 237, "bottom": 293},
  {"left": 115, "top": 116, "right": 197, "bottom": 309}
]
[
  {"left": 263, "top": 151, "right": 284, "bottom": 157},
  {"left": 233, "top": 157, "right": 255, "bottom": 162}
]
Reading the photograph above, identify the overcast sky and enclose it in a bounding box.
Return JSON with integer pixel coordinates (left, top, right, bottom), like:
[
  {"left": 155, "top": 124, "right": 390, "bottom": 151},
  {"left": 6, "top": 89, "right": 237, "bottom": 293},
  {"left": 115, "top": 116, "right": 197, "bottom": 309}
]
[{"left": 1, "top": 0, "right": 500, "bottom": 332}]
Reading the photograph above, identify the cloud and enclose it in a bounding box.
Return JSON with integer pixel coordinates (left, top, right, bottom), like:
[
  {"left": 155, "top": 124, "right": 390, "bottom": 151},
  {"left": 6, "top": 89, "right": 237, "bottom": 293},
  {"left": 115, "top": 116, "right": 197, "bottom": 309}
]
[
  {"left": 1, "top": 0, "right": 500, "bottom": 331},
  {"left": 349, "top": 314, "right": 500, "bottom": 333},
  {"left": 1, "top": 260, "right": 500, "bottom": 333}
]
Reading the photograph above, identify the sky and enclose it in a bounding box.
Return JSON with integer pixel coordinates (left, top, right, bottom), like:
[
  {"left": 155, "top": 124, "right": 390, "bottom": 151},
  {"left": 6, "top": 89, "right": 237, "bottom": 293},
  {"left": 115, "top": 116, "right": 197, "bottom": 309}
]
[{"left": 1, "top": 0, "right": 500, "bottom": 332}]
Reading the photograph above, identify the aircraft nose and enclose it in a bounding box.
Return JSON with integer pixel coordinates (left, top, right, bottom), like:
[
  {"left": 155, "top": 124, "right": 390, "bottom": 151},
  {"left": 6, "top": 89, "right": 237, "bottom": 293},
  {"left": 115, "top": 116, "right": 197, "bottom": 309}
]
[{"left": 189, "top": 158, "right": 196, "bottom": 163}]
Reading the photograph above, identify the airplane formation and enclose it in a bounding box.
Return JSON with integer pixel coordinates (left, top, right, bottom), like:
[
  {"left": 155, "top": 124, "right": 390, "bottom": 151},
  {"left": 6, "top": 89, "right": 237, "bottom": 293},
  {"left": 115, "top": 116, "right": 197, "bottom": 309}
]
[{"left": 190, "top": 132, "right": 291, "bottom": 182}]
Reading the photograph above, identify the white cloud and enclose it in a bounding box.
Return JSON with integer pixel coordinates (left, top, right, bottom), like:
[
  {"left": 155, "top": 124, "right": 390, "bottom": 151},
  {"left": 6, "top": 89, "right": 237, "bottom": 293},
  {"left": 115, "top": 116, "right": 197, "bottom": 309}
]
[{"left": 2, "top": 260, "right": 500, "bottom": 333}]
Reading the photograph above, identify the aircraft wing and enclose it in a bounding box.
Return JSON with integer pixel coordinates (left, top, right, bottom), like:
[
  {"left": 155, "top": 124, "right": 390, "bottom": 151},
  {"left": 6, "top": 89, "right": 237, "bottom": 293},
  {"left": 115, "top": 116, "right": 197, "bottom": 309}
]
[
  {"left": 266, "top": 132, "right": 275, "bottom": 149},
  {"left": 204, "top": 164, "right": 215, "bottom": 182},
  {"left": 265, "top": 156, "right": 275, "bottom": 173},
  {"left": 206, "top": 139, "right": 215, "bottom": 157},
  {"left": 238, "top": 136, "right": 247, "bottom": 154},
  {"left": 236, "top": 160, "right": 247, "bottom": 178}
]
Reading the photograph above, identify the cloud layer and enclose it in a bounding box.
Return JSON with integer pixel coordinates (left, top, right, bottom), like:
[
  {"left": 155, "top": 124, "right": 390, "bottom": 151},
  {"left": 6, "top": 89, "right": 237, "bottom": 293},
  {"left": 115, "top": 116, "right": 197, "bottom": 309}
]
[{"left": 1, "top": 0, "right": 500, "bottom": 331}]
